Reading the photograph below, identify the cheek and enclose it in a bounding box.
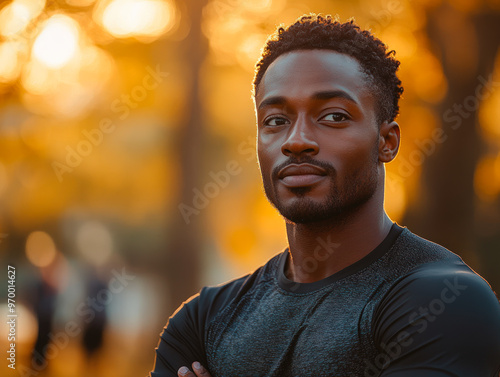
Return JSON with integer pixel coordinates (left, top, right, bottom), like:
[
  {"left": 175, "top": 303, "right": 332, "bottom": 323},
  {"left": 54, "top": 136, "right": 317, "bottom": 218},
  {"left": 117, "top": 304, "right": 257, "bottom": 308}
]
[
  {"left": 321, "top": 134, "right": 378, "bottom": 174},
  {"left": 257, "top": 136, "right": 281, "bottom": 167},
  {"left": 257, "top": 140, "right": 272, "bottom": 178},
  {"left": 257, "top": 137, "right": 265, "bottom": 162},
  {"left": 258, "top": 130, "right": 282, "bottom": 151}
]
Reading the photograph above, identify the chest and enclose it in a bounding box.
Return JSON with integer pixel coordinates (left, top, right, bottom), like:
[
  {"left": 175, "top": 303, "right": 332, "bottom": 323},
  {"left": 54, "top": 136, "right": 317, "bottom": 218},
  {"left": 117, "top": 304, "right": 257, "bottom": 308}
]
[{"left": 206, "top": 287, "right": 377, "bottom": 377}]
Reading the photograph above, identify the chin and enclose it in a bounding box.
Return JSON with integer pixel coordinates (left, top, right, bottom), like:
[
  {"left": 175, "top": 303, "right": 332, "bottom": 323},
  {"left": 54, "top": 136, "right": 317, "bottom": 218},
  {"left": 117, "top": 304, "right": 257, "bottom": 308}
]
[
  {"left": 263, "top": 171, "right": 379, "bottom": 225},
  {"left": 273, "top": 186, "right": 378, "bottom": 226},
  {"left": 277, "top": 198, "right": 338, "bottom": 225}
]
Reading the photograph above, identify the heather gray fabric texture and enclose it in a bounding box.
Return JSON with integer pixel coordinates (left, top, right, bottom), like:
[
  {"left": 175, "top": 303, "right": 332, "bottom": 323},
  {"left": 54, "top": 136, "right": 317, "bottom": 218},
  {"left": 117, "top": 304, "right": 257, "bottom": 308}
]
[{"left": 150, "top": 225, "right": 500, "bottom": 377}]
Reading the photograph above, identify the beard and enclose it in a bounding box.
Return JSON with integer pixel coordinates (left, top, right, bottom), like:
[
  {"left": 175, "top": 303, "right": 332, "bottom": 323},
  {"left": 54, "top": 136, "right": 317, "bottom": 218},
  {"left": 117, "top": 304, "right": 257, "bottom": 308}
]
[{"left": 262, "top": 151, "right": 379, "bottom": 225}]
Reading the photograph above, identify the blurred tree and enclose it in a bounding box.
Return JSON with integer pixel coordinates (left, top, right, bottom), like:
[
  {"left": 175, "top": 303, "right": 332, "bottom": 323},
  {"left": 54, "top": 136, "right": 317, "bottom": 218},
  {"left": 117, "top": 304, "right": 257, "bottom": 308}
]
[
  {"left": 163, "top": 0, "right": 209, "bottom": 310},
  {"left": 404, "top": 1, "right": 500, "bottom": 291}
]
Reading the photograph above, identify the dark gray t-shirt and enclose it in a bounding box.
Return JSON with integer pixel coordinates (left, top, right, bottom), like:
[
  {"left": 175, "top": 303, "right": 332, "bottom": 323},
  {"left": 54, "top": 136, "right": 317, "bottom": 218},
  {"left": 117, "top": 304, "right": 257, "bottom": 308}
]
[{"left": 150, "top": 225, "right": 500, "bottom": 376}]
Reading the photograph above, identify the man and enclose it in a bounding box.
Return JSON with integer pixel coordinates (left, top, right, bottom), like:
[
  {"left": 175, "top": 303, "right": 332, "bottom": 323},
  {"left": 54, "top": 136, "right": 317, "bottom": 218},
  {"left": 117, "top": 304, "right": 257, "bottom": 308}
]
[{"left": 150, "top": 15, "right": 500, "bottom": 377}]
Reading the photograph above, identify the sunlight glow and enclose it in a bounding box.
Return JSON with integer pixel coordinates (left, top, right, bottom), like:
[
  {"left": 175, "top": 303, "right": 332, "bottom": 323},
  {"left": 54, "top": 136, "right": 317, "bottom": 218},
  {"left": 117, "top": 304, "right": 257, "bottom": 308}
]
[
  {"left": 240, "top": 0, "right": 274, "bottom": 12},
  {"left": 22, "top": 43, "right": 114, "bottom": 117},
  {"left": 97, "top": 0, "right": 175, "bottom": 38},
  {"left": 474, "top": 153, "right": 500, "bottom": 202},
  {"left": 65, "top": 0, "right": 97, "bottom": 6},
  {"left": 0, "top": 42, "right": 23, "bottom": 83},
  {"left": 478, "top": 81, "right": 500, "bottom": 143},
  {"left": 32, "top": 15, "right": 80, "bottom": 69},
  {"left": 0, "top": 0, "right": 46, "bottom": 37},
  {"left": 411, "top": 52, "right": 447, "bottom": 103},
  {"left": 21, "top": 60, "right": 53, "bottom": 95},
  {"left": 385, "top": 171, "right": 407, "bottom": 222},
  {"left": 237, "top": 33, "right": 268, "bottom": 70}
]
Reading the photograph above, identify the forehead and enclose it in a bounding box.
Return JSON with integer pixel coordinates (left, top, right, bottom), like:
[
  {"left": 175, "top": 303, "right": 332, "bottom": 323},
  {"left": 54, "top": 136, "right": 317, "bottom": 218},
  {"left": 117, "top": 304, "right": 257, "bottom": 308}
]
[{"left": 256, "top": 50, "right": 373, "bottom": 107}]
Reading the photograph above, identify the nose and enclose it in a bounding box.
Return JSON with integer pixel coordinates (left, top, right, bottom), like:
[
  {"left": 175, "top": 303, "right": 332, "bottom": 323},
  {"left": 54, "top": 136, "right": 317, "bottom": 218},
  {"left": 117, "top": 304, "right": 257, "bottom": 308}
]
[{"left": 281, "top": 116, "right": 319, "bottom": 157}]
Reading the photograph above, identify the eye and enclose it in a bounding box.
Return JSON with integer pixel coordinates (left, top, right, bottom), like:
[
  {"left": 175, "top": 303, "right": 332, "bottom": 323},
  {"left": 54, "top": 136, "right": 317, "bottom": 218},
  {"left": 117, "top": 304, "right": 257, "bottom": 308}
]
[
  {"left": 320, "top": 113, "right": 350, "bottom": 122},
  {"left": 264, "top": 116, "right": 290, "bottom": 126}
]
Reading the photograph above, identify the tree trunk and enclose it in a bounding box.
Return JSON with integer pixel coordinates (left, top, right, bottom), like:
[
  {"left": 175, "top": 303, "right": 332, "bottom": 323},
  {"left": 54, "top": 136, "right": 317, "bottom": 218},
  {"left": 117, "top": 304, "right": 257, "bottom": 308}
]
[
  {"left": 164, "top": 0, "right": 209, "bottom": 311},
  {"left": 404, "top": 2, "right": 500, "bottom": 291}
]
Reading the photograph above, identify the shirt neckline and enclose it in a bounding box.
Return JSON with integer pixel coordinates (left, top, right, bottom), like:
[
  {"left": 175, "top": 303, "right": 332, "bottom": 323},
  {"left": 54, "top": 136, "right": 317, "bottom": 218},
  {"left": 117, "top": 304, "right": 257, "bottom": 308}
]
[{"left": 277, "top": 223, "right": 404, "bottom": 293}]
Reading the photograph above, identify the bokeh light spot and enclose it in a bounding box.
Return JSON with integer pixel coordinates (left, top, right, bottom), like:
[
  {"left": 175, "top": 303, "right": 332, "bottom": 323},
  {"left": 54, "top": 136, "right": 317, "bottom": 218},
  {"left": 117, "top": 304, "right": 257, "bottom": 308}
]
[
  {"left": 0, "top": 0, "right": 46, "bottom": 37},
  {"left": 478, "top": 78, "right": 500, "bottom": 143},
  {"left": 0, "top": 303, "right": 38, "bottom": 344},
  {"left": 32, "top": 14, "right": 80, "bottom": 69},
  {"left": 475, "top": 153, "right": 500, "bottom": 202},
  {"left": 25, "top": 231, "right": 57, "bottom": 268},
  {"left": 21, "top": 60, "right": 52, "bottom": 95},
  {"left": 76, "top": 221, "right": 114, "bottom": 266},
  {"left": 0, "top": 42, "right": 23, "bottom": 83},
  {"left": 97, "top": 0, "right": 175, "bottom": 38}
]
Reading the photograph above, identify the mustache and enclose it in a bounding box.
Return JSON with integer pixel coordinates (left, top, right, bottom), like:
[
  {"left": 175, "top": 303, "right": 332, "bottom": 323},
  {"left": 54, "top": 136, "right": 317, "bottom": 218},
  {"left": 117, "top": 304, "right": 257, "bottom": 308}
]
[{"left": 272, "top": 157, "right": 336, "bottom": 178}]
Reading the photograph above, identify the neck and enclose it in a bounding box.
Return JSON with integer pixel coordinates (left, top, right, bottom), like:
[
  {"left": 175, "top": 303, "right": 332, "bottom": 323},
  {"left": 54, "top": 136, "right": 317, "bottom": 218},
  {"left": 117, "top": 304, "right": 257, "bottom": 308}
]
[{"left": 284, "top": 187, "right": 393, "bottom": 283}]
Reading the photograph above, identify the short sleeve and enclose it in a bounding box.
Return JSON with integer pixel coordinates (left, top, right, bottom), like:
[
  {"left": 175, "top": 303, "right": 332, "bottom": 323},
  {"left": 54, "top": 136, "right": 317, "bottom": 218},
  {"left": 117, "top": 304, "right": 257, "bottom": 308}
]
[{"left": 372, "top": 262, "right": 500, "bottom": 377}]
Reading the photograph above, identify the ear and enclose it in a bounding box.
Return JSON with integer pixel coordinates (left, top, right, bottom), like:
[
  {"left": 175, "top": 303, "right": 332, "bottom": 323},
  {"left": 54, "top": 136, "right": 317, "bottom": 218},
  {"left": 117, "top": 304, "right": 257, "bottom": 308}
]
[{"left": 378, "top": 121, "right": 400, "bottom": 163}]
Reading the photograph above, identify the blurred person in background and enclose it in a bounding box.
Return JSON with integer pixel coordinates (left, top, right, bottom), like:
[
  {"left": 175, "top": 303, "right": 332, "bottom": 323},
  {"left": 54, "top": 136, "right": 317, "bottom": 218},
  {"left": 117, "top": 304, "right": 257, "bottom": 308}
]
[
  {"left": 81, "top": 269, "right": 108, "bottom": 376},
  {"left": 29, "top": 262, "right": 59, "bottom": 373},
  {"left": 149, "top": 14, "right": 500, "bottom": 377}
]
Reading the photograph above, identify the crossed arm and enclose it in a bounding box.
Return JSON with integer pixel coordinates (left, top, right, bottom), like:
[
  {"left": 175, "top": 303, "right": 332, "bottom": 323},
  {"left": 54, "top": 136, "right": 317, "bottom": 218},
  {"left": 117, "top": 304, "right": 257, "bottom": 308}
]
[
  {"left": 153, "top": 266, "right": 500, "bottom": 377},
  {"left": 177, "top": 362, "right": 211, "bottom": 377}
]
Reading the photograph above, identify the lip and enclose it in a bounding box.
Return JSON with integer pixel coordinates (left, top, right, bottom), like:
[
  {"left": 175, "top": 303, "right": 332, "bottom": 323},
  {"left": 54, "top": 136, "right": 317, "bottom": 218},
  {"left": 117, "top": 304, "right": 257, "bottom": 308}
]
[{"left": 278, "top": 163, "right": 327, "bottom": 187}]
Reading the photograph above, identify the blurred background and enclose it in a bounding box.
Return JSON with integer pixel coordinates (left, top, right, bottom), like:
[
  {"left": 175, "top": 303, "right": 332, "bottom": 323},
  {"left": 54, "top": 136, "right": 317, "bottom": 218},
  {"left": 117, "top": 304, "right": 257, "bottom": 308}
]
[{"left": 0, "top": 0, "right": 499, "bottom": 376}]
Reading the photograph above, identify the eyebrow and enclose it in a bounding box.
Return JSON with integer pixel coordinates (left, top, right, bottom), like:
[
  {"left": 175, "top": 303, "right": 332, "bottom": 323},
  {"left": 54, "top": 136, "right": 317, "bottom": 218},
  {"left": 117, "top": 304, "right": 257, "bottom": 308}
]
[{"left": 258, "top": 90, "right": 358, "bottom": 110}]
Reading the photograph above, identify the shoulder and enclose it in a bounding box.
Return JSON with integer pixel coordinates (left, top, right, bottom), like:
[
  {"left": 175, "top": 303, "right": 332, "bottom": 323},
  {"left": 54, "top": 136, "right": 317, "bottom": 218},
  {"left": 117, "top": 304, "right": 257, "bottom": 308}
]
[
  {"left": 392, "top": 228, "right": 463, "bottom": 262},
  {"left": 384, "top": 229, "right": 498, "bottom": 313},
  {"left": 167, "top": 274, "right": 249, "bottom": 332},
  {"left": 373, "top": 259, "right": 500, "bottom": 375},
  {"left": 376, "top": 227, "right": 467, "bottom": 284},
  {"left": 171, "top": 251, "right": 283, "bottom": 328},
  {"left": 376, "top": 260, "right": 499, "bottom": 323}
]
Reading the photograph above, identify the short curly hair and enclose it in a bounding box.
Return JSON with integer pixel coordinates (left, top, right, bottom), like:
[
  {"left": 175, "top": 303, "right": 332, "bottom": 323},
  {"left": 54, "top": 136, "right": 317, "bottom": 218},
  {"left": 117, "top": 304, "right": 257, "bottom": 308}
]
[{"left": 254, "top": 14, "right": 404, "bottom": 124}]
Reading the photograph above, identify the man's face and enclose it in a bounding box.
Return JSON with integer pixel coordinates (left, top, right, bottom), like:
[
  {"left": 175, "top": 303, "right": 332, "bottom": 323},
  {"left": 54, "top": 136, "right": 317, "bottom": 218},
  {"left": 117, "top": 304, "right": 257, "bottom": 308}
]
[{"left": 255, "top": 50, "right": 383, "bottom": 224}]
